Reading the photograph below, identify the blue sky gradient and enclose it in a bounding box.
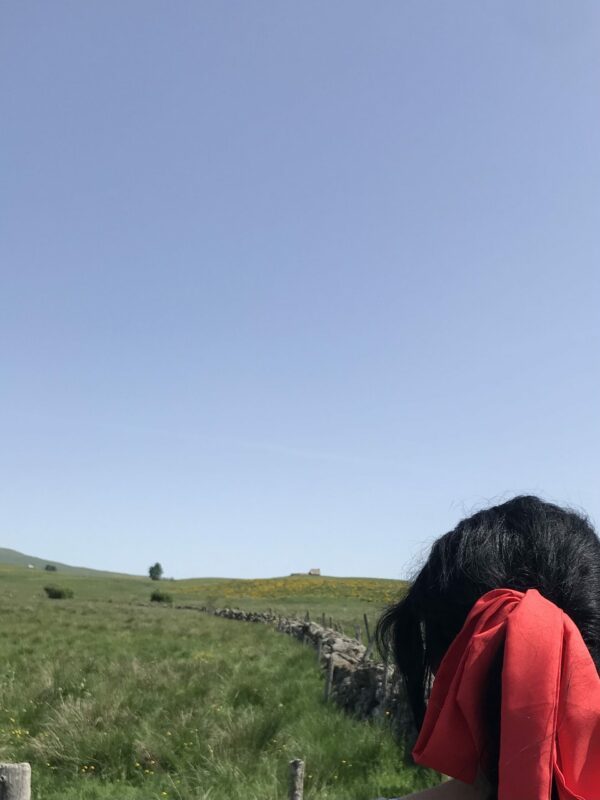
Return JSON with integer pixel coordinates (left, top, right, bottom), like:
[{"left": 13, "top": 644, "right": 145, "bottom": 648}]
[{"left": 2, "top": 2, "right": 599, "bottom": 578}]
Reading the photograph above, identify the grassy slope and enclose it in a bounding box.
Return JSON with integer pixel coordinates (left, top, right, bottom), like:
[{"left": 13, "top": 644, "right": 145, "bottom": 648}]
[
  {"left": 172, "top": 574, "right": 410, "bottom": 637},
  {"left": 0, "top": 546, "right": 409, "bottom": 631},
  {"left": 0, "top": 548, "right": 136, "bottom": 577},
  {"left": 1, "top": 555, "right": 409, "bottom": 633},
  {"left": 0, "top": 567, "right": 438, "bottom": 800}
]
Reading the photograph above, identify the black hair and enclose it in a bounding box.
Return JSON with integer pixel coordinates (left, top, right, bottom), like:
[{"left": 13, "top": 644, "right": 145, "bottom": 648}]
[{"left": 375, "top": 495, "right": 600, "bottom": 799}]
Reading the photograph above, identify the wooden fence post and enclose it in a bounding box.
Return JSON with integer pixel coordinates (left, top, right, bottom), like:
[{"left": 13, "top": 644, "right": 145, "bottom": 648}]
[
  {"left": 362, "top": 618, "right": 375, "bottom": 661},
  {"left": 354, "top": 624, "right": 361, "bottom": 642},
  {"left": 289, "top": 758, "right": 305, "bottom": 800},
  {"left": 321, "top": 612, "right": 326, "bottom": 627},
  {"left": 324, "top": 655, "right": 335, "bottom": 701},
  {"left": 363, "top": 613, "right": 372, "bottom": 643},
  {"left": 0, "top": 763, "right": 31, "bottom": 800},
  {"left": 362, "top": 640, "right": 374, "bottom": 661},
  {"left": 382, "top": 652, "right": 389, "bottom": 703}
]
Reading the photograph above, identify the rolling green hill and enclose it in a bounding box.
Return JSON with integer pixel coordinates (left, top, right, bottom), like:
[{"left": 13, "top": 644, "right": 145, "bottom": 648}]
[
  {"left": 0, "top": 558, "right": 434, "bottom": 799},
  {"left": 0, "top": 547, "right": 136, "bottom": 577}
]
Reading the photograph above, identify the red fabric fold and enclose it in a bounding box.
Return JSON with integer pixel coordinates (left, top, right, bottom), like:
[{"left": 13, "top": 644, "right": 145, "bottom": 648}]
[{"left": 411, "top": 588, "right": 600, "bottom": 799}]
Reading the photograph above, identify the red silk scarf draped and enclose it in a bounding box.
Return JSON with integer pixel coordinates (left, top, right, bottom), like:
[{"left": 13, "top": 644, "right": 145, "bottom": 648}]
[{"left": 411, "top": 588, "right": 600, "bottom": 800}]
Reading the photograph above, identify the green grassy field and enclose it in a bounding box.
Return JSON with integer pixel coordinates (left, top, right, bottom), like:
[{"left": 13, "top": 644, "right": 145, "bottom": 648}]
[
  {"left": 172, "top": 573, "right": 410, "bottom": 638},
  {"left": 0, "top": 566, "right": 439, "bottom": 799}
]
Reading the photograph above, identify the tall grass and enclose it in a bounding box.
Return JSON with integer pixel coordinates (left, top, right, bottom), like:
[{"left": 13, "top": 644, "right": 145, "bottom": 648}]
[{"left": 0, "top": 568, "right": 439, "bottom": 799}]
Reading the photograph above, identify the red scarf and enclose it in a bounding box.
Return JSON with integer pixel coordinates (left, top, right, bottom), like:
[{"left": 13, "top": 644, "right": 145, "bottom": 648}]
[{"left": 411, "top": 588, "right": 600, "bottom": 799}]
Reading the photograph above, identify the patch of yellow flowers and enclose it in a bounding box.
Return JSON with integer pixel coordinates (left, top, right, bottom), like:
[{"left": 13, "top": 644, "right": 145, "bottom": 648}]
[{"left": 172, "top": 575, "right": 407, "bottom": 605}]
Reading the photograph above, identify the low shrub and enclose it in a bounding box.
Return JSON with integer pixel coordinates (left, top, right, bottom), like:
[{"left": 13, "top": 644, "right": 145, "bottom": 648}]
[
  {"left": 150, "top": 590, "right": 172, "bottom": 604},
  {"left": 43, "top": 585, "right": 74, "bottom": 599}
]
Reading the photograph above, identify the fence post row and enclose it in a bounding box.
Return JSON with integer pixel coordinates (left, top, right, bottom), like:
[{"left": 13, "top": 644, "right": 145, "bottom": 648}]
[
  {"left": 0, "top": 760, "right": 313, "bottom": 800},
  {"left": 0, "top": 763, "right": 31, "bottom": 800}
]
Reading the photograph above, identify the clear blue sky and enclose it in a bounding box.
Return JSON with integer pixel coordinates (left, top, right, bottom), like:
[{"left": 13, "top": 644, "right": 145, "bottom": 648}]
[{"left": 2, "top": 2, "right": 599, "bottom": 579}]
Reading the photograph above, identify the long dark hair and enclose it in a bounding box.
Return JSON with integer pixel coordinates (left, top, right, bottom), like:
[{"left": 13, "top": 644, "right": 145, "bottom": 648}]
[{"left": 375, "top": 495, "right": 600, "bottom": 799}]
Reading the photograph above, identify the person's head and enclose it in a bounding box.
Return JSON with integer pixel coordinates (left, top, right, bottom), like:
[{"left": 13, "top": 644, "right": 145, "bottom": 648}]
[{"left": 375, "top": 495, "right": 600, "bottom": 794}]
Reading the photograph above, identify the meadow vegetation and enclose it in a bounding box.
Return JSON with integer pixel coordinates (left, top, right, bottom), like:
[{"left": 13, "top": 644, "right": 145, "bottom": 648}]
[
  {"left": 173, "top": 574, "right": 410, "bottom": 637},
  {"left": 0, "top": 566, "right": 439, "bottom": 799}
]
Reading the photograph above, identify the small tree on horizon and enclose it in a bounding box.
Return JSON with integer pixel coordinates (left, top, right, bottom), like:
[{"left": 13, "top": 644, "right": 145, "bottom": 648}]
[{"left": 149, "top": 562, "right": 163, "bottom": 581}]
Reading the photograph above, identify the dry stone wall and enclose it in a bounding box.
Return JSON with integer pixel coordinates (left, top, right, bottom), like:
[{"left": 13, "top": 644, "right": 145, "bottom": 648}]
[{"left": 190, "top": 605, "right": 419, "bottom": 762}]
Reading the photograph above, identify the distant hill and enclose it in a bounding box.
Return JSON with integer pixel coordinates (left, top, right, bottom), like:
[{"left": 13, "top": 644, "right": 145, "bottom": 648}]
[{"left": 0, "top": 548, "right": 137, "bottom": 577}]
